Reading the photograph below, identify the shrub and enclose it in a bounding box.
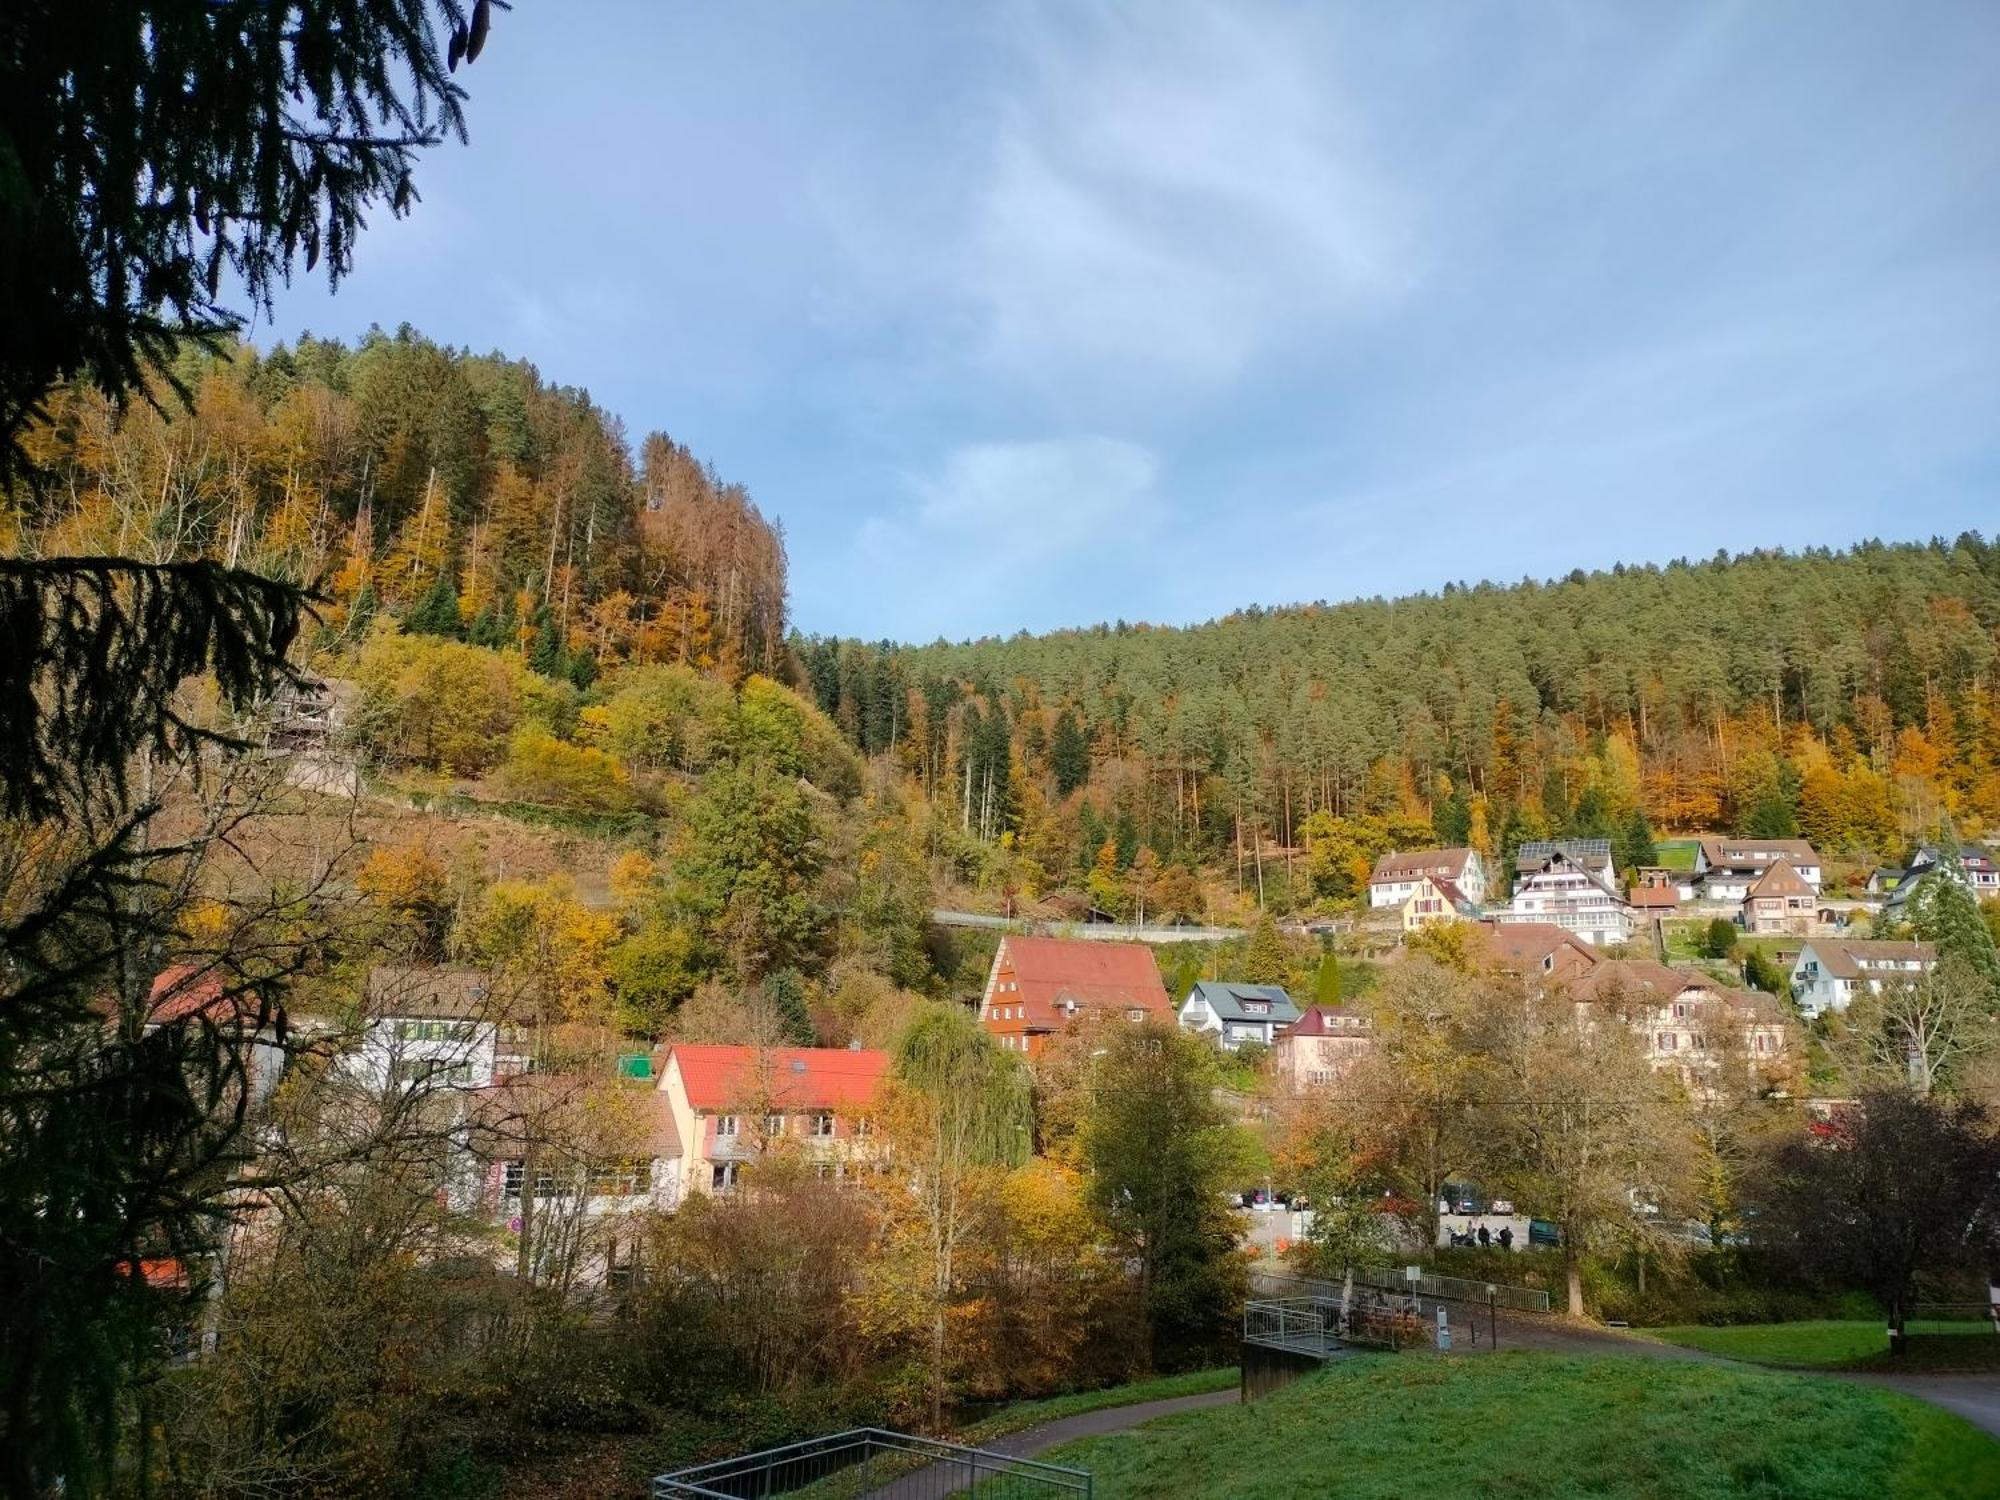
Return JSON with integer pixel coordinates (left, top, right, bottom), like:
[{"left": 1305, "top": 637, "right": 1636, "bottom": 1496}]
[{"left": 496, "top": 729, "right": 635, "bottom": 813}]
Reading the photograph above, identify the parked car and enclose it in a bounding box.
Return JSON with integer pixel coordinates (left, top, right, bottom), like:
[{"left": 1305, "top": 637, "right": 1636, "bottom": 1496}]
[{"left": 1490, "top": 1198, "right": 1514, "bottom": 1215}]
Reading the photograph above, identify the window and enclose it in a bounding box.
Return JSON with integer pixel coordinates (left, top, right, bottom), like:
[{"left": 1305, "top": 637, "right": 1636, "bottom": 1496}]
[
  {"left": 714, "top": 1114, "right": 739, "bottom": 1138},
  {"left": 711, "top": 1161, "right": 739, "bottom": 1192},
  {"left": 1658, "top": 1033, "right": 1677, "bottom": 1051},
  {"left": 1126, "top": 1008, "right": 1146, "bottom": 1022},
  {"left": 587, "top": 1159, "right": 646, "bottom": 1197},
  {"left": 854, "top": 1117, "right": 874, "bottom": 1138},
  {"left": 809, "top": 1112, "right": 836, "bottom": 1138},
  {"left": 763, "top": 1112, "right": 786, "bottom": 1137}
]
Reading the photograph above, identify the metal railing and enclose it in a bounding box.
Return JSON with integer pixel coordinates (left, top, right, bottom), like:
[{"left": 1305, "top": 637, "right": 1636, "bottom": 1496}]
[
  {"left": 1350, "top": 1265, "right": 1551, "bottom": 1314},
  {"left": 1244, "top": 1296, "right": 1342, "bottom": 1355},
  {"left": 652, "top": 1428, "right": 1091, "bottom": 1500}
]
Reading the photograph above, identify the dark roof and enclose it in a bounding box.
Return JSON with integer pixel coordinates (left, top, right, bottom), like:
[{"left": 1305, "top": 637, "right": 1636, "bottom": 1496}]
[
  {"left": 1282, "top": 1005, "right": 1372, "bottom": 1038},
  {"left": 1515, "top": 838, "right": 1611, "bottom": 871},
  {"left": 365, "top": 966, "right": 510, "bottom": 1021},
  {"left": 1370, "top": 847, "right": 1476, "bottom": 885},
  {"left": 1184, "top": 981, "right": 1302, "bottom": 1025}
]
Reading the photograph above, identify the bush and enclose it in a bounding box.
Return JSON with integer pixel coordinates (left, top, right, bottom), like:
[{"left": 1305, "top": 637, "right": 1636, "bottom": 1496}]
[
  {"left": 495, "top": 728, "right": 636, "bottom": 813},
  {"left": 1703, "top": 918, "right": 1739, "bottom": 959}
]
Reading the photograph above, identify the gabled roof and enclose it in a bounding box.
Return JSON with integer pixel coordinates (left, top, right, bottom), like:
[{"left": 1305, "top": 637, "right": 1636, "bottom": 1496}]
[
  {"left": 366, "top": 966, "right": 509, "bottom": 1021},
  {"left": 1479, "top": 921, "right": 1600, "bottom": 974},
  {"left": 1572, "top": 958, "right": 1703, "bottom": 1005},
  {"left": 1282, "top": 1005, "right": 1372, "bottom": 1038},
  {"left": 1185, "top": 980, "right": 1302, "bottom": 1025},
  {"left": 1745, "top": 860, "right": 1814, "bottom": 901},
  {"left": 1700, "top": 837, "right": 1820, "bottom": 871},
  {"left": 1370, "top": 847, "right": 1476, "bottom": 885},
  {"left": 473, "top": 1072, "right": 684, "bottom": 1161},
  {"left": 993, "top": 936, "right": 1173, "bottom": 1031},
  {"left": 147, "top": 964, "right": 266, "bottom": 1027},
  {"left": 1799, "top": 939, "right": 1936, "bottom": 981},
  {"left": 666, "top": 1044, "right": 889, "bottom": 1113},
  {"left": 1516, "top": 838, "right": 1611, "bottom": 872},
  {"left": 1629, "top": 885, "right": 1680, "bottom": 909}
]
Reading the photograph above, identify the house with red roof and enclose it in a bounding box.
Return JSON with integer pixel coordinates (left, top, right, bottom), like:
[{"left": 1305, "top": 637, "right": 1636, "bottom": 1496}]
[
  {"left": 1272, "top": 1005, "right": 1375, "bottom": 1092},
  {"left": 145, "top": 964, "right": 288, "bottom": 1104},
  {"left": 978, "top": 935, "right": 1174, "bottom": 1058},
  {"left": 657, "top": 1043, "right": 889, "bottom": 1198}
]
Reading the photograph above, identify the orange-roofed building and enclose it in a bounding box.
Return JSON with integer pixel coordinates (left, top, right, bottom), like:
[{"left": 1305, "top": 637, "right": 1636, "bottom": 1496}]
[
  {"left": 658, "top": 1044, "right": 890, "bottom": 1198},
  {"left": 978, "top": 935, "right": 1174, "bottom": 1058}
]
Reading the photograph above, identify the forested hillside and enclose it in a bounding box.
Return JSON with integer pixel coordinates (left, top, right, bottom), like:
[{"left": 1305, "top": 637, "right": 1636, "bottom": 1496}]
[
  {"left": 5, "top": 327, "right": 788, "bottom": 681},
  {"left": 800, "top": 539, "right": 2000, "bottom": 909}
]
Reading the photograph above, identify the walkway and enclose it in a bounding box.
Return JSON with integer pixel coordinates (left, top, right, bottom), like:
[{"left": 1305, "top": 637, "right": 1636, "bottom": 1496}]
[{"left": 867, "top": 1390, "right": 1238, "bottom": 1499}]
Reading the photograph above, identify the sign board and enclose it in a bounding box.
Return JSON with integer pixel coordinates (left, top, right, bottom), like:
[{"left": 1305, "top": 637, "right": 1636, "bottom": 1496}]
[{"left": 1405, "top": 1264, "right": 1422, "bottom": 1283}]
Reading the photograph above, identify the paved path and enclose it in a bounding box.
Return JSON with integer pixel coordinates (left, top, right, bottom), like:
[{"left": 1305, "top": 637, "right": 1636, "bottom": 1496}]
[{"left": 867, "top": 1389, "right": 1237, "bottom": 1499}]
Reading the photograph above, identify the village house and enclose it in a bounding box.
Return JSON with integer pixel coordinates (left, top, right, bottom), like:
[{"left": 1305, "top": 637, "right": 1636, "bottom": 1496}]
[
  {"left": 1882, "top": 843, "right": 2000, "bottom": 914},
  {"left": 1478, "top": 921, "right": 1601, "bottom": 985},
  {"left": 979, "top": 935, "right": 1174, "bottom": 1058},
  {"left": 1696, "top": 838, "right": 1822, "bottom": 901},
  {"left": 1512, "top": 838, "right": 1616, "bottom": 895},
  {"left": 1739, "top": 860, "right": 1817, "bottom": 936},
  {"left": 1399, "top": 872, "right": 1480, "bottom": 932},
  {"left": 473, "top": 1071, "right": 683, "bottom": 1216},
  {"left": 1789, "top": 939, "right": 1938, "bottom": 1019},
  {"left": 352, "top": 966, "right": 529, "bottom": 1092},
  {"left": 1178, "top": 980, "right": 1302, "bottom": 1051},
  {"left": 1493, "top": 847, "right": 1633, "bottom": 947},
  {"left": 1367, "top": 847, "right": 1488, "bottom": 909},
  {"left": 1573, "top": 959, "right": 1792, "bottom": 1094},
  {"left": 145, "top": 964, "right": 290, "bottom": 1106},
  {"left": 656, "top": 1043, "right": 889, "bottom": 1197},
  {"left": 1272, "top": 1005, "right": 1375, "bottom": 1092}
]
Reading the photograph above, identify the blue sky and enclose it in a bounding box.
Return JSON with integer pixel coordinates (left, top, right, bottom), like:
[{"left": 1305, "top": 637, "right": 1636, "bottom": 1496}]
[{"left": 254, "top": 1, "right": 2000, "bottom": 642}]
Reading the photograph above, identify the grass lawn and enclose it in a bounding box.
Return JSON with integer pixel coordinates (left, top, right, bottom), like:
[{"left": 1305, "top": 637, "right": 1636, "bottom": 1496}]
[
  {"left": 1651, "top": 1320, "right": 2000, "bottom": 1373},
  {"left": 1043, "top": 1353, "right": 2000, "bottom": 1500},
  {"left": 953, "top": 1367, "right": 1238, "bottom": 1444}
]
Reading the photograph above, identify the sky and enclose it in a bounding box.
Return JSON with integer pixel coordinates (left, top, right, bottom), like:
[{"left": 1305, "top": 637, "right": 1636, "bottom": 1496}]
[{"left": 252, "top": 1, "right": 2000, "bottom": 642}]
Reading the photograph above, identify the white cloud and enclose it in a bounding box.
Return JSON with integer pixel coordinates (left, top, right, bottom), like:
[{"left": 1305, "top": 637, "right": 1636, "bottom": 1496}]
[
  {"left": 850, "top": 436, "right": 1161, "bottom": 636},
  {"left": 965, "top": 3, "right": 1411, "bottom": 384}
]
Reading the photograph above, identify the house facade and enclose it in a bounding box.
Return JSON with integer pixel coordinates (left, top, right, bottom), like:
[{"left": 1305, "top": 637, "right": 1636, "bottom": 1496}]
[
  {"left": 351, "top": 966, "right": 529, "bottom": 1092},
  {"left": 1740, "top": 860, "right": 1816, "bottom": 936},
  {"left": 1512, "top": 839, "right": 1616, "bottom": 895},
  {"left": 979, "top": 936, "right": 1174, "bottom": 1058},
  {"left": 1697, "top": 838, "right": 1822, "bottom": 899},
  {"left": 1368, "top": 847, "right": 1488, "bottom": 909},
  {"left": 1400, "top": 873, "right": 1477, "bottom": 931},
  {"left": 1884, "top": 845, "right": 2000, "bottom": 914},
  {"left": 1789, "top": 940, "right": 1938, "bottom": 1019},
  {"left": 1178, "top": 981, "right": 1302, "bottom": 1050},
  {"left": 657, "top": 1044, "right": 888, "bottom": 1198},
  {"left": 1493, "top": 850, "right": 1633, "bottom": 947},
  {"left": 1574, "top": 960, "right": 1792, "bottom": 1095},
  {"left": 1272, "top": 1005, "right": 1375, "bottom": 1092}
]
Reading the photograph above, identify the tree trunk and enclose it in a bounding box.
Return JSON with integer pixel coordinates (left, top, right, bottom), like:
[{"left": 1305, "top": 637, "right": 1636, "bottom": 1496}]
[{"left": 1566, "top": 1248, "right": 1584, "bottom": 1318}]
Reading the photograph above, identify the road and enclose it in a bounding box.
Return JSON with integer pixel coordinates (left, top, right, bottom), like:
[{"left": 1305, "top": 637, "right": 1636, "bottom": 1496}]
[{"left": 929, "top": 909, "right": 1243, "bottom": 942}]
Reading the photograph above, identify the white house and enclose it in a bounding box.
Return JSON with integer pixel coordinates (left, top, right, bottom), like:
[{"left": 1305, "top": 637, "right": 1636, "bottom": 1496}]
[
  {"left": 1493, "top": 849, "right": 1632, "bottom": 947},
  {"left": 1789, "top": 940, "right": 1938, "bottom": 1019},
  {"left": 351, "top": 966, "right": 528, "bottom": 1092},
  {"left": 1696, "top": 838, "right": 1822, "bottom": 900},
  {"left": 1512, "top": 839, "right": 1616, "bottom": 896},
  {"left": 1178, "top": 981, "right": 1303, "bottom": 1050},
  {"left": 1884, "top": 845, "right": 2000, "bottom": 913},
  {"left": 1368, "top": 847, "right": 1487, "bottom": 909}
]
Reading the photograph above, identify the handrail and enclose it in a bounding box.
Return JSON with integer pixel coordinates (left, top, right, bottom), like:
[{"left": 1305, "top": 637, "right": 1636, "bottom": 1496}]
[{"left": 653, "top": 1426, "right": 1092, "bottom": 1498}]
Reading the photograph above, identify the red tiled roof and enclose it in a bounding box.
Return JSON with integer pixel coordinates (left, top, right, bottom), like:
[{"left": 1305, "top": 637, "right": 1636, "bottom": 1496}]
[
  {"left": 1478, "top": 922, "right": 1599, "bottom": 972},
  {"left": 666, "top": 1045, "right": 890, "bottom": 1113},
  {"left": 147, "top": 965, "right": 263, "bottom": 1027},
  {"left": 1283, "top": 1005, "right": 1372, "bottom": 1038},
  {"left": 992, "top": 936, "right": 1173, "bottom": 1031},
  {"left": 1629, "top": 885, "right": 1680, "bottom": 909}
]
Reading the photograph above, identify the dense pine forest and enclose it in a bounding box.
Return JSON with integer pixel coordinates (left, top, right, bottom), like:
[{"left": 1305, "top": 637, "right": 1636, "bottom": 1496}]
[{"left": 798, "top": 539, "right": 2000, "bottom": 907}]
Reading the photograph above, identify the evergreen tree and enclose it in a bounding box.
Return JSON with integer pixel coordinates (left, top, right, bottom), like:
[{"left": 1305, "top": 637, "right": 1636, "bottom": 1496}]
[
  {"left": 1050, "top": 710, "right": 1090, "bottom": 797},
  {"left": 567, "top": 648, "right": 599, "bottom": 690},
  {"left": 1241, "top": 914, "right": 1290, "bottom": 987},
  {"left": 1747, "top": 789, "right": 1800, "bottom": 838},
  {"left": 1433, "top": 782, "right": 1471, "bottom": 846},
  {"left": 1313, "top": 938, "right": 1342, "bottom": 1008},
  {"left": 1907, "top": 844, "right": 2000, "bottom": 1000},
  {"left": 1616, "top": 809, "right": 1657, "bottom": 874},
  {"left": 404, "top": 566, "right": 463, "bottom": 638},
  {"left": 346, "top": 578, "right": 379, "bottom": 638},
  {"left": 761, "top": 968, "right": 816, "bottom": 1046},
  {"left": 528, "top": 609, "right": 566, "bottom": 679}
]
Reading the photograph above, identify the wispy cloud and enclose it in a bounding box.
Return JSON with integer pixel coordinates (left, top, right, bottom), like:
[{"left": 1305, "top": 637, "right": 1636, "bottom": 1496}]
[
  {"left": 851, "top": 436, "right": 1161, "bottom": 637},
  {"left": 964, "top": 3, "right": 1411, "bottom": 385}
]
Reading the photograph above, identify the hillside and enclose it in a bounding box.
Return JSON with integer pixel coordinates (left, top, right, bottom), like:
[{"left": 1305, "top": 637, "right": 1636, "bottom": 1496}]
[
  {"left": 798, "top": 538, "right": 2000, "bottom": 910},
  {"left": 6, "top": 326, "right": 788, "bottom": 681}
]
